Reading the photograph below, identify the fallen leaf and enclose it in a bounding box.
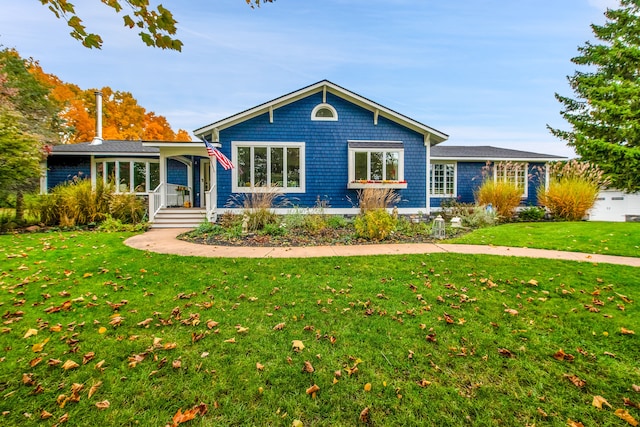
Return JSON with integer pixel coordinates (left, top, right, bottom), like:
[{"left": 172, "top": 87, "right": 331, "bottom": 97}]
[
  {"left": 273, "top": 322, "right": 286, "bottom": 331},
  {"left": 137, "top": 318, "right": 153, "bottom": 327},
  {"left": 171, "top": 403, "right": 207, "bottom": 426},
  {"left": 58, "top": 413, "right": 69, "bottom": 423},
  {"left": 364, "top": 383, "right": 372, "bottom": 392},
  {"left": 23, "top": 328, "right": 38, "bottom": 339},
  {"left": 206, "top": 320, "right": 219, "bottom": 329},
  {"left": 553, "top": 349, "right": 575, "bottom": 361},
  {"left": 564, "top": 374, "right": 586, "bottom": 388},
  {"left": 567, "top": 419, "right": 584, "bottom": 427},
  {"left": 359, "top": 407, "right": 370, "bottom": 423},
  {"left": 82, "top": 352, "right": 95, "bottom": 365},
  {"left": 633, "top": 384, "right": 640, "bottom": 393},
  {"left": 256, "top": 362, "right": 264, "bottom": 371},
  {"left": 292, "top": 420, "right": 303, "bottom": 427},
  {"left": 306, "top": 384, "right": 320, "bottom": 395},
  {"left": 95, "top": 400, "right": 110, "bottom": 410},
  {"left": 31, "top": 337, "right": 49, "bottom": 353},
  {"left": 504, "top": 308, "right": 519, "bottom": 316},
  {"left": 302, "top": 361, "right": 314, "bottom": 373},
  {"left": 621, "top": 327, "right": 635, "bottom": 335},
  {"left": 224, "top": 337, "right": 236, "bottom": 343},
  {"left": 22, "top": 373, "right": 34, "bottom": 385},
  {"left": 61, "top": 360, "right": 79, "bottom": 371},
  {"left": 40, "top": 410, "right": 53, "bottom": 419},
  {"left": 98, "top": 327, "right": 107, "bottom": 334},
  {"left": 497, "top": 348, "right": 514, "bottom": 358},
  {"left": 615, "top": 409, "right": 639, "bottom": 426},
  {"left": 88, "top": 381, "right": 102, "bottom": 399},
  {"left": 592, "top": 395, "right": 612, "bottom": 409},
  {"left": 292, "top": 340, "right": 305, "bottom": 352}
]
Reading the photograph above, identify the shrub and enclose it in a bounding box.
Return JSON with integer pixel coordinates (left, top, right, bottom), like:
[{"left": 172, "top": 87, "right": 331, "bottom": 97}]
[
  {"left": 109, "top": 193, "right": 146, "bottom": 223},
  {"left": 226, "top": 187, "right": 289, "bottom": 232},
  {"left": 537, "top": 160, "right": 608, "bottom": 221},
  {"left": 97, "top": 215, "right": 148, "bottom": 232},
  {"left": 357, "top": 188, "right": 401, "bottom": 212},
  {"left": 518, "top": 206, "right": 546, "bottom": 222},
  {"left": 261, "top": 222, "right": 286, "bottom": 236},
  {"left": 326, "top": 215, "right": 348, "bottom": 229},
  {"left": 475, "top": 180, "right": 522, "bottom": 219},
  {"left": 354, "top": 208, "right": 397, "bottom": 241},
  {"left": 458, "top": 206, "right": 498, "bottom": 228}
]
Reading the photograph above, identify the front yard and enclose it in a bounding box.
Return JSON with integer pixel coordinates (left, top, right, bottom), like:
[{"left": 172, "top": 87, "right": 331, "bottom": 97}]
[{"left": 0, "top": 229, "right": 638, "bottom": 426}]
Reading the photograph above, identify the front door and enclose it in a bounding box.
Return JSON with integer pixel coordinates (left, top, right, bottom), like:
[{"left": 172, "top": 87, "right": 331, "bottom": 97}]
[{"left": 200, "top": 159, "right": 211, "bottom": 208}]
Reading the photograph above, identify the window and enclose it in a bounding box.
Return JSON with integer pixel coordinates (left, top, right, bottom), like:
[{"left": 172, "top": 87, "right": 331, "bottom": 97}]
[
  {"left": 232, "top": 142, "right": 305, "bottom": 193},
  {"left": 494, "top": 162, "right": 528, "bottom": 197},
  {"left": 348, "top": 141, "right": 407, "bottom": 189},
  {"left": 430, "top": 162, "right": 456, "bottom": 196},
  {"left": 311, "top": 103, "right": 338, "bottom": 121},
  {"left": 95, "top": 159, "right": 160, "bottom": 193}
]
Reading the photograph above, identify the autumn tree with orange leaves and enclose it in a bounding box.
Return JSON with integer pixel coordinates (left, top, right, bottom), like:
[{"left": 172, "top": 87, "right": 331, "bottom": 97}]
[{"left": 28, "top": 58, "right": 191, "bottom": 143}]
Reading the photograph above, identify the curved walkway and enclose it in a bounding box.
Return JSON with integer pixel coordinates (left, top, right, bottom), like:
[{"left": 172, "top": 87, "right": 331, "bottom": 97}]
[{"left": 124, "top": 228, "right": 640, "bottom": 267}]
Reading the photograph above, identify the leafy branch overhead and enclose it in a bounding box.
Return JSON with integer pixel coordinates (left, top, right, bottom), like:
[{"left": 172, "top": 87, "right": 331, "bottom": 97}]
[{"left": 38, "top": 0, "right": 275, "bottom": 51}]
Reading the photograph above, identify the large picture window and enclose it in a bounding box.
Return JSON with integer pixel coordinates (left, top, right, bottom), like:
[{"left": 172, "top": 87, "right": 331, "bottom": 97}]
[
  {"left": 232, "top": 142, "right": 305, "bottom": 193},
  {"left": 348, "top": 141, "right": 406, "bottom": 189},
  {"left": 430, "top": 162, "right": 456, "bottom": 196},
  {"left": 95, "top": 159, "right": 160, "bottom": 193},
  {"left": 494, "top": 162, "right": 528, "bottom": 197}
]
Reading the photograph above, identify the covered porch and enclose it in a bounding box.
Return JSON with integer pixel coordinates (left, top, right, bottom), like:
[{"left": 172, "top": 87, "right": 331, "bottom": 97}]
[{"left": 142, "top": 141, "right": 219, "bottom": 226}]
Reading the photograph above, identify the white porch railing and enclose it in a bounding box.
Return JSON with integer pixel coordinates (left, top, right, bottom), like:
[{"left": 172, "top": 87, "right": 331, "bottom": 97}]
[
  {"left": 205, "top": 185, "right": 216, "bottom": 222},
  {"left": 148, "top": 182, "right": 194, "bottom": 222},
  {"left": 148, "top": 182, "right": 164, "bottom": 222}
]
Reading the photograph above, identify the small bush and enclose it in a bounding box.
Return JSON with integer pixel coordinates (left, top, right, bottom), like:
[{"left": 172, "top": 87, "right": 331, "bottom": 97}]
[
  {"left": 97, "top": 215, "right": 148, "bottom": 232},
  {"left": 303, "top": 214, "right": 327, "bottom": 232},
  {"left": 475, "top": 180, "right": 522, "bottom": 219},
  {"left": 326, "top": 215, "right": 348, "bottom": 229},
  {"left": 458, "top": 206, "right": 498, "bottom": 228},
  {"left": 518, "top": 206, "right": 546, "bottom": 222},
  {"left": 261, "top": 222, "right": 286, "bottom": 236},
  {"left": 109, "top": 193, "right": 145, "bottom": 223},
  {"left": 357, "top": 188, "right": 401, "bottom": 212},
  {"left": 226, "top": 187, "right": 289, "bottom": 232},
  {"left": 354, "top": 209, "right": 397, "bottom": 241},
  {"left": 538, "top": 160, "right": 607, "bottom": 221},
  {"left": 193, "top": 221, "right": 222, "bottom": 235}
]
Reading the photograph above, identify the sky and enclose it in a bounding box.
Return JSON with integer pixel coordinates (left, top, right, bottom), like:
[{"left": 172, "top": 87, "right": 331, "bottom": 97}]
[{"left": 0, "top": 0, "right": 621, "bottom": 158}]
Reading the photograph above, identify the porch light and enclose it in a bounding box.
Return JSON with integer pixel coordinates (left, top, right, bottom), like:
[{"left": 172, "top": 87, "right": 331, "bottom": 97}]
[{"left": 432, "top": 215, "right": 446, "bottom": 239}]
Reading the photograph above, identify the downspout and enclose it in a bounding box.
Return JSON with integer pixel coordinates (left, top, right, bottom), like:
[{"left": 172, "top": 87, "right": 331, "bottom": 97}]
[{"left": 425, "top": 134, "right": 431, "bottom": 216}]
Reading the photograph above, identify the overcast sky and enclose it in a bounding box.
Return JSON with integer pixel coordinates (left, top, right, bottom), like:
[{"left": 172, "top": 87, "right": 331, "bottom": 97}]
[{"left": 0, "top": 0, "right": 620, "bottom": 157}]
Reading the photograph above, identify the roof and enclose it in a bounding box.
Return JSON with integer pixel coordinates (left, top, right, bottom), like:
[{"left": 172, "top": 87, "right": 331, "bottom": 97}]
[
  {"left": 193, "top": 80, "right": 449, "bottom": 145},
  {"left": 431, "top": 145, "right": 566, "bottom": 162},
  {"left": 51, "top": 140, "right": 160, "bottom": 156}
]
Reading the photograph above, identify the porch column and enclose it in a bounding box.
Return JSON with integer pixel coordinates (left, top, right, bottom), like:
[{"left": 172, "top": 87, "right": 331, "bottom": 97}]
[
  {"left": 425, "top": 136, "right": 431, "bottom": 215},
  {"left": 160, "top": 152, "right": 167, "bottom": 208}
]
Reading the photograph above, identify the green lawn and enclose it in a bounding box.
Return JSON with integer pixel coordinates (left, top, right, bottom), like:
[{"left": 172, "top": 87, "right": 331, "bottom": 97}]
[
  {"left": 0, "top": 231, "right": 639, "bottom": 426},
  {"left": 448, "top": 221, "right": 640, "bottom": 257}
]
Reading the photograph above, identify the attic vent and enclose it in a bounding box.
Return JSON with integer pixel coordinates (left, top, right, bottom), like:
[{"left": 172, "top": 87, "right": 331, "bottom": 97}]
[{"left": 311, "top": 103, "right": 338, "bottom": 121}]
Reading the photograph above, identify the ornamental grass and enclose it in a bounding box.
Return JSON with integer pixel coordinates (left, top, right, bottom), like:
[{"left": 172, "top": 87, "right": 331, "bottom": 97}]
[
  {"left": 474, "top": 180, "right": 522, "bottom": 219},
  {"left": 538, "top": 160, "right": 609, "bottom": 221}
]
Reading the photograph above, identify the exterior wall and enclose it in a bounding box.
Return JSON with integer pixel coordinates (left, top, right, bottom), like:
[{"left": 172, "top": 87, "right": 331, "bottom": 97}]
[
  {"left": 217, "top": 92, "right": 427, "bottom": 210},
  {"left": 430, "top": 161, "right": 547, "bottom": 209},
  {"left": 167, "top": 158, "right": 188, "bottom": 186},
  {"left": 46, "top": 156, "right": 91, "bottom": 191}
]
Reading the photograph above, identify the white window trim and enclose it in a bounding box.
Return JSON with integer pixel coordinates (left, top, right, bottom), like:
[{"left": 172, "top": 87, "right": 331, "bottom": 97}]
[
  {"left": 94, "top": 158, "right": 160, "bottom": 194},
  {"left": 347, "top": 141, "right": 407, "bottom": 189},
  {"left": 231, "top": 141, "right": 306, "bottom": 193},
  {"left": 311, "top": 103, "right": 338, "bottom": 121},
  {"left": 493, "top": 162, "right": 528, "bottom": 198},
  {"left": 430, "top": 161, "right": 457, "bottom": 197}
]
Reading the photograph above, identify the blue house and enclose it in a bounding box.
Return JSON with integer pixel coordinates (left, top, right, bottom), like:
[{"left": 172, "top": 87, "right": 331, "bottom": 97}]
[{"left": 44, "top": 80, "right": 565, "bottom": 227}]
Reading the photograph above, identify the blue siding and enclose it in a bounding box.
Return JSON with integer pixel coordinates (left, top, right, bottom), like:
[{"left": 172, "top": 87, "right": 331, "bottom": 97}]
[
  {"left": 430, "top": 161, "right": 547, "bottom": 208},
  {"left": 167, "top": 158, "right": 188, "bottom": 186},
  {"left": 217, "top": 92, "right": 427, "bottom": 209},
  {"left": 47, "top": 156, "right": 91, "bottom": 190}
]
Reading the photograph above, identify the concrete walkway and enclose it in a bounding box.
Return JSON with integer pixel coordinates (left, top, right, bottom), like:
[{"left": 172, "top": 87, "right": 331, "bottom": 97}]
[{"left": 124, "top": 228, "right": 640, "bottom": 267}]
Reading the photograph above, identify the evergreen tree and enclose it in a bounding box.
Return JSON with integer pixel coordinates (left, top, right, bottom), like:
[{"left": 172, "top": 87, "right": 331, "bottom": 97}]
[{"left": 549, "top": 0, "right": 640, "bottom": 192}]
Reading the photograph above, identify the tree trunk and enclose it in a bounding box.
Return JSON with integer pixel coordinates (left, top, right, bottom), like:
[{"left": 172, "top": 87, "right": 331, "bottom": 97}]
[{"left": 15, "top": 191, "right": 24, "bottom": 223}]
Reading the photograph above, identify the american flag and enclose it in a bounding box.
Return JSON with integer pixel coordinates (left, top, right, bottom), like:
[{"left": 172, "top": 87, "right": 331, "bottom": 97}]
[{"left": 203, "top": 138, "right": 234, "bottom": 170}]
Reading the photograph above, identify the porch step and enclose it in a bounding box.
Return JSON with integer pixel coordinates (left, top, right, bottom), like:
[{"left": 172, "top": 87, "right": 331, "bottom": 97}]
[{"left": 151, "top": 208, "right": 207, "bottom": 229}]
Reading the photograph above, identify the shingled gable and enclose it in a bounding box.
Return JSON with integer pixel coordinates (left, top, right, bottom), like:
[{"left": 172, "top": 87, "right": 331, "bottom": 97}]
[{"left": 193, "top": 80, "right": 449, "bottom": 145}]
